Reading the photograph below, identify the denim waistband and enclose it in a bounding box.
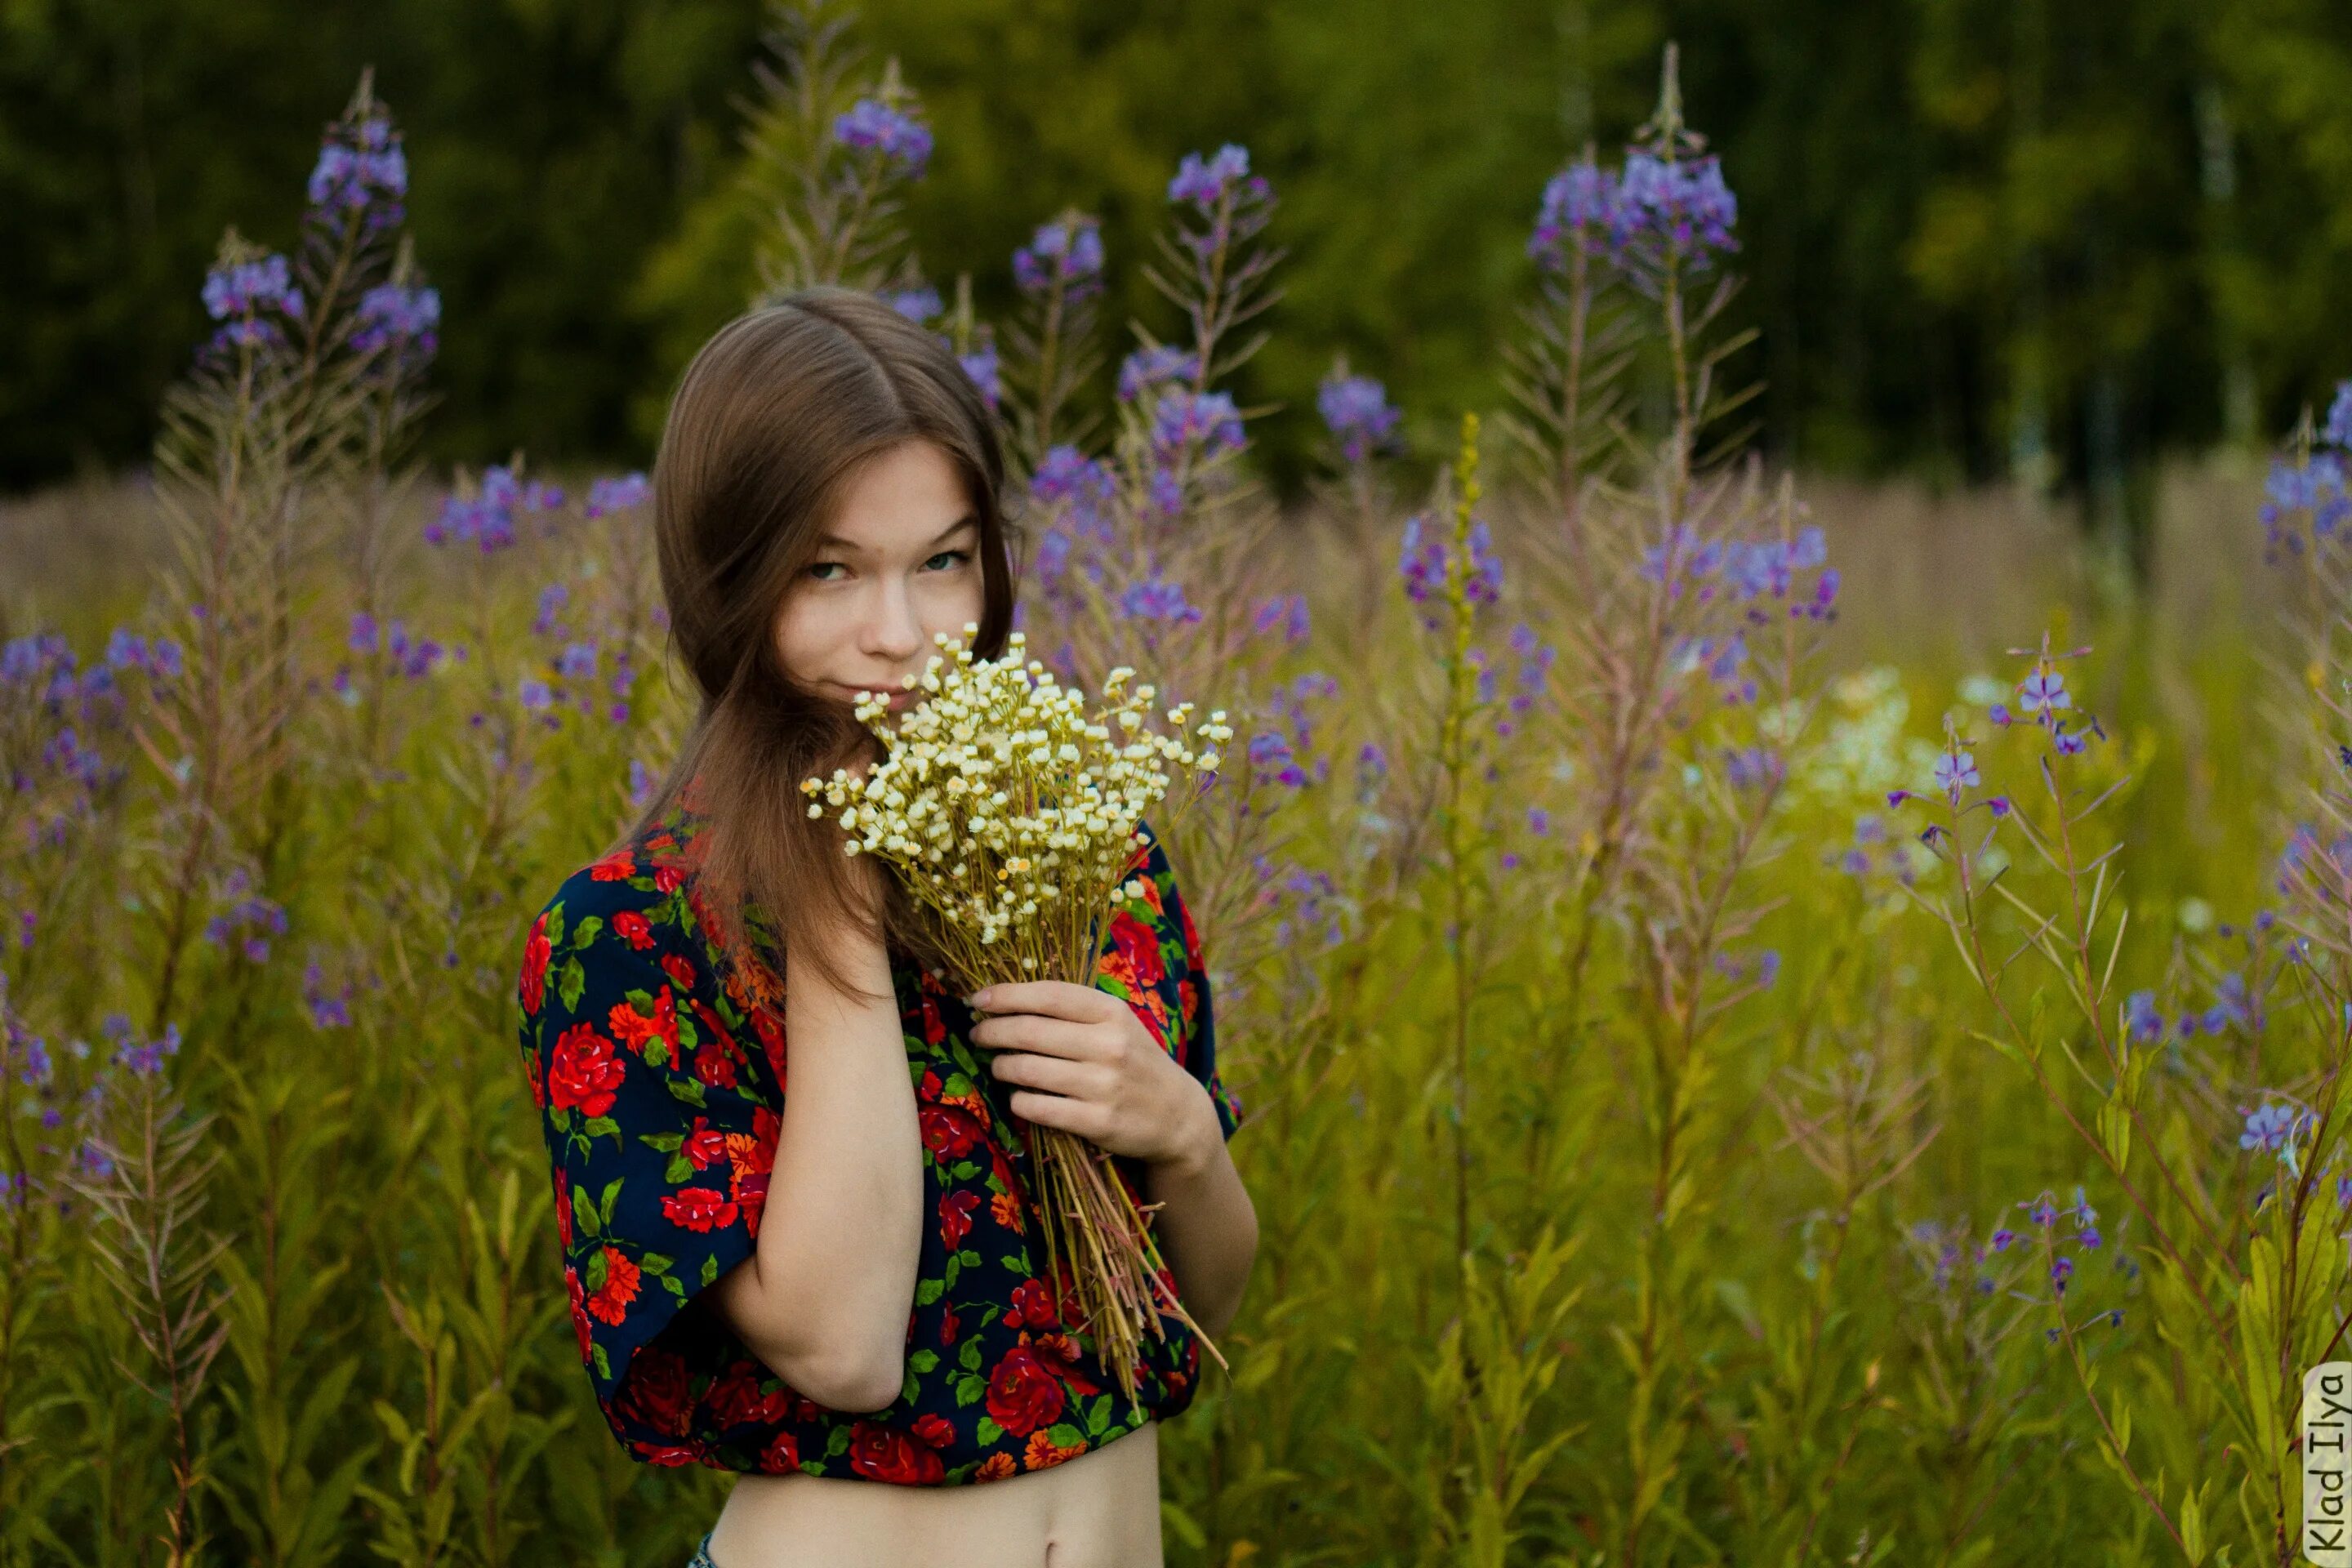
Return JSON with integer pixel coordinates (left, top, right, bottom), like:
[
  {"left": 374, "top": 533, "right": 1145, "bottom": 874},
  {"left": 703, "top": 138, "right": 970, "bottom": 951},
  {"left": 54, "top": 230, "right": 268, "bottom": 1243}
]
[{"left": 685, "top": 1529, "right": 717, "bottom": 1568}]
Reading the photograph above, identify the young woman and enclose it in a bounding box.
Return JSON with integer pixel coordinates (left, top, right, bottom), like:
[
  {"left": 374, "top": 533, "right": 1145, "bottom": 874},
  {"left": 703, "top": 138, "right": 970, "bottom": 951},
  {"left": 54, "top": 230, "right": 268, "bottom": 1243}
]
[{"left": 515, "top": 288, "right": 1258, "bottom": 1568}]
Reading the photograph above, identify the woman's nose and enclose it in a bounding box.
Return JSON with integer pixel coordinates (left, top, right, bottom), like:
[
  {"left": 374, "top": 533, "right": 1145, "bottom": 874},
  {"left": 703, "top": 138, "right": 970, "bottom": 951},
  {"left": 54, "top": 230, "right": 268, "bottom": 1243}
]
[{"left": 863, "top": 578, "right": 924, "bottom": 659}]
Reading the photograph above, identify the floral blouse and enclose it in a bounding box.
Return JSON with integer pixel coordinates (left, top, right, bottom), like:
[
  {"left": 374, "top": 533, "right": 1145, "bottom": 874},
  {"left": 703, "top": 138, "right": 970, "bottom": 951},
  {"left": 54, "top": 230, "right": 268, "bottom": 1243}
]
[{"left": 514, "top": 786, "right": 1243, "bottom": 1484}]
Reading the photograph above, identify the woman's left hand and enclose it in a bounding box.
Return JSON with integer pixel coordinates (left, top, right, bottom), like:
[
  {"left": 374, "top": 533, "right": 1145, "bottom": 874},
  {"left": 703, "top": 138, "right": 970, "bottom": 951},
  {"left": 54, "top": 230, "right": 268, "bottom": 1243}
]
[{"left": 964, "top": 980, "right": 1218, "bottom": 1171}]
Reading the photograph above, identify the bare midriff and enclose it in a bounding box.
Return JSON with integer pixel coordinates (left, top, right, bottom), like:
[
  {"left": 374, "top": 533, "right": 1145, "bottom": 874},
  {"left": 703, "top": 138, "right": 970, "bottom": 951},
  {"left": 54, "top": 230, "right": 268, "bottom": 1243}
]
[{"left": 705, "top": 1419, "right": 1163, "bottom": 1568}]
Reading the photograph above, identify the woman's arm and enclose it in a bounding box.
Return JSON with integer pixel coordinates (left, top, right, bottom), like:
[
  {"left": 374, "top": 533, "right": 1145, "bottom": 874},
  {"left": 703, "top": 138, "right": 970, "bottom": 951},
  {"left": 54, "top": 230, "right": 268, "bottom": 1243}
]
[
  {"left": 1134, "top": 1097, "right": 1257, "bottom": 1337},
  {"left": 708, "top": 882, "right": 924, "bottom": 1412}
]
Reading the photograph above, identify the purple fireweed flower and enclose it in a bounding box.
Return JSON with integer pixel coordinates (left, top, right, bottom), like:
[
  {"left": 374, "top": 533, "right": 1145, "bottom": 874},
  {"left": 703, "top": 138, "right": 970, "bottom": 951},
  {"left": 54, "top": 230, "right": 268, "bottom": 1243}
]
[
  {"left": 2017, "top": 671, "right": 2069, "bottom": 715},
  {"left": 2050, "top": 1255, "right": 2074, "bottom": 1294},
  {"left": 518, "top": 678, "right": 554, "bottom": 712},
  {"left": 2325, "top": 381, "right": 2352, "bottom": 450},
  {"left": 1032, "top": 528, "right": 1073, "bottom": 586},
  {"left": 1469, "top": 648, "right": 1498, "bottom": 706},
  {"left": 1721, "top": 528, "right": 1827, "bottom": 601},
  {"left": 308, "top": 109, "right": 408, "bottom": 215},
  {"left": 1529, "top": 806, "right": 1552, "bottom": 835},
  {"left": 1116, "top": 572, "right": 1204, "bottom": 626},
  {"left": 348, "top": 612, "right": 380, "bottom": 654},
  {"left": 2241, "top": 1101, "right": 2307, "bottom": 1155},
  {"left": 882, "top": 284, "right": 942, "bottom": 323},
  {"left": 832, "top": 99, "right": 933, "bottom": 176},
  {"left": 1247, "top": 732, "right": 1306, "bottom": 787},
  {"left": 385, "top": 622, "right": 442, "bottom": 679},
  {"left": 1610, "top": 150, "right": 1740, "bottom": 274},
  {"left": 1933, "top": 749, "right": 1979, "bottom": 804},
  {"left": 1317, "top": 369, "right": 1403, "bottom": 464},
  {"left": 110, "top": 1019, "right": 182, "bottom": 1077},
  {"left": 302, "top": 960, "right": 352, "bottom": 1029},
  {"left": 627, "top": 758, "right": 659, "bottom": 811},
  {"left": 1143, "top": 466, "right": 1184, "bottom": 521},
  {"left": 1030, "top": 445, "right": 1118, "bottom": 541},
  {"left": 1529, "top": 157, "right": 1623, "bottom": 273},
  {"left": 202, "top": 253, "right": 305, "bottom": 323},
  {"left": 1167, "top": 144, "right": 1257, "bottom": 212},
  {"left": 1013, "top": 215, "right": 1106, "bottom": 298},
  {"left": 2125, "top": 991, "right": 2164, "bottom": 1042},
  {"left": 2051, "top": 724, "right": 2088, "bottom": 757},
  {"left": 430, "top": 466, "right": 563, "bottom": 553},
  {"left": 959, "top": 345, "right": 1000, "bottom": 413},
  {"left": 1151, "top": 389, "right": 1245, "bottom": 457},
  {"left": 584, "top": 473, "right": 649, "bottom": 519},
  {"left": 1989, "top": 1227, "right": 2017, "bottom": 1252},
  {"left": 2261, "top": 452, "right": 2352, "bottom": 544},
  {"left": 555, "top": 642, "right": 599, "bottom": 680},
  {"left": 350, "top": 283, "right": 440, "bottom": 355},
  {"left": 1397, "top": 514, "right": 1446, "bottom": 605},
  {"left": 1725, "top": 746, "right": 1781, "bottom": 789},
  {"left": 1637, "top": 525, "right": 1723, "bottom": 587},
  {"left": 1252, "top": 594, "right": 1311, "bottom": 644},
  {"left": 1464, "top": 518, "right": 1504, "bottom": 604},
  {"left": 533, "top": 582, "right": 569, "bottom": 637},
  {"left": 14, "top": 1036, "right": 51, "bottom": 1087},
  {"left": 1117, "top": 345, "right": 1199, "bottom": 404},
  {"left": 2023, "top": 1193, "right": 2060, "bottom": 1227}
]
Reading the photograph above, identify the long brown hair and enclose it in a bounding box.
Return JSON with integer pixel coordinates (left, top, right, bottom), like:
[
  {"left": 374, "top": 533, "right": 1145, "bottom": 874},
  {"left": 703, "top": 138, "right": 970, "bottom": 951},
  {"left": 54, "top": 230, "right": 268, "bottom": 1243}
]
[{"left": 619, "top": 287, "right": 1019, "bottom": 1005}]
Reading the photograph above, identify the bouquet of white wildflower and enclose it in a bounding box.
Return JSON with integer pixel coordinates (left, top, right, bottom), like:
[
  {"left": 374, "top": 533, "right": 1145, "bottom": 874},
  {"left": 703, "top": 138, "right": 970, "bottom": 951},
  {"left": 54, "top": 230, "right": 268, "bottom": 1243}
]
[{"left": 800, "top": 622, "right": 1235, "bottom": 1397}]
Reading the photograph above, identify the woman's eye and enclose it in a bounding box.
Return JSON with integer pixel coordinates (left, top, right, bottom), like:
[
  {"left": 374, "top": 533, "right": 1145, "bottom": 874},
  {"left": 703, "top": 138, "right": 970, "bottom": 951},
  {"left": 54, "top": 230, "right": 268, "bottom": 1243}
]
[
  {"left": 808, "top": 561, "right": 847, "bottom": 581},
  {"left": 924, "top": 550, "right": 972, "bottom": 571}
]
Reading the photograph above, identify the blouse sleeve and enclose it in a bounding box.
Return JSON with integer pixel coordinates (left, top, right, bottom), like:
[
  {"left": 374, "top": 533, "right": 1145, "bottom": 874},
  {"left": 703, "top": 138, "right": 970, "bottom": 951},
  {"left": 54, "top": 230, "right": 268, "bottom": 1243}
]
[
  {"left": 517, "top": 868, "right": 777, "bottom": 1418},
  {"left": 1107, "top": 820, "right": 1244, "bottom": 1141}
]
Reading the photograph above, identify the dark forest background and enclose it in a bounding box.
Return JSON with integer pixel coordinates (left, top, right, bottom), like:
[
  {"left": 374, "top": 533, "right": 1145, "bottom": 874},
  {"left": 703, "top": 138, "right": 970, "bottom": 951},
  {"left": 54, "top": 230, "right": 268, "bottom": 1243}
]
[{"left": 8, "top": 0, "right": 2352, "bottom": 541}]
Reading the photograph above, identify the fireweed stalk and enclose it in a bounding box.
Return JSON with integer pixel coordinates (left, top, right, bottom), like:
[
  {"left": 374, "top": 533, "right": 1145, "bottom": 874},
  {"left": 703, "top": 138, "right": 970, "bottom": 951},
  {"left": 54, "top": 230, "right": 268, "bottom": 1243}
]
[
  {"left": 1486, "top": 53, "right": 1845, "bottom": 1561},
  {"left": 802, "top": 626, "right": 1234, "bottom": 1397}
]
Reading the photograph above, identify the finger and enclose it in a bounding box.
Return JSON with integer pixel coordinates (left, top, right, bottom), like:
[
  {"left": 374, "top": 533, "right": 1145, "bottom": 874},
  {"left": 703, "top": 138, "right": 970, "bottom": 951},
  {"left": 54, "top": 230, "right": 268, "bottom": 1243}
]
[
  {"left": 964, "top": 979, "right": 1122, "bottom": 1025},
  {"left": 989, "top": 1051, "right": 1112, "bottom": 1101},
  {"left": 968, "top": 1013, "right": 1110, "bottom": 1062},
  {"left": 1007, "top": 1088, "right": 1111, "bottom": 1143}
]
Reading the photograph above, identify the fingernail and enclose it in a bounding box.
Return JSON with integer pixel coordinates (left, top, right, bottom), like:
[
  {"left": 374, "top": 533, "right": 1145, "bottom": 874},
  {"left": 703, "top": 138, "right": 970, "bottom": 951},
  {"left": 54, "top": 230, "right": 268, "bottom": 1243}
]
[{"left": 965, "top": 989, "right": 990, "bottom": 1009}]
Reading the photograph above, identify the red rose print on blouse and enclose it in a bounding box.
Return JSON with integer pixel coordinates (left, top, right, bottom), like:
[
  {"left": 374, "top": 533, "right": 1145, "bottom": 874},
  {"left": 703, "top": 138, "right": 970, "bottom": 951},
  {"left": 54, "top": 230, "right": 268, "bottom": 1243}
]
[
  {"left": 590, "top": 849, "right": 635, "bottom": 882},
  {"left": 1031, "top": 1332, "right": 1102, "bottom": 1397},
  {"left": 584, "top": 1247, "right": 640, "bottom": 1325},
  {"left": 919, "top": 1104, "right": 982, "bottom": 1160},
  {"left": 619, "top": 1345, "right": 696, "bottom": 1437},
  {"left": 708, "top": 1368, "right": 794, "bottom": 1430},
  {"left": 850, "top": 1421, "right": 945, "bottom": 1484},
  {"left": 985, "top": 1346, "right": 1065, "bottom": 1437},
  {"left": 939, "top": 1190, "right": 979, "bottom": 1250},
  {"left": 612, "top": 910, "right": 655, "bottom": 951},
  {"left": 760, "top": 1432, "right": 800, "bottom": 1474},
  {"left": 566, "top": 1272, "right": 592, "bottom": 1361},
  {"left": 548, "top": 1024, "right": 626, "bottom": 1117},
  {"left": 1108, "top": 909, "right": 1166, "bottom": 990},
  {"left": 682, "top": 1116, "right": 727, "bottom": 1171},
  {"left": 608, "top": 991, "right": 678, "bottom": 1062},
  {"left": 521, "top": 914, "right": 551, "bottom": 1015},
  {"left": 1006, "top": 1277, "right": 1058, "bottom": 1332},
  {"left": 661, "top": 1185, "right": 739, "bottom": 1233}
]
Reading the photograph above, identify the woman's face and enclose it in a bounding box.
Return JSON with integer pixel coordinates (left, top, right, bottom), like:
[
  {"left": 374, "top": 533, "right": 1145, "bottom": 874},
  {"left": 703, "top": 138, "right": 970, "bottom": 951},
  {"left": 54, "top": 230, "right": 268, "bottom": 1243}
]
[{"left": 774, "top": 438, "right": 987, "bottom": 712}]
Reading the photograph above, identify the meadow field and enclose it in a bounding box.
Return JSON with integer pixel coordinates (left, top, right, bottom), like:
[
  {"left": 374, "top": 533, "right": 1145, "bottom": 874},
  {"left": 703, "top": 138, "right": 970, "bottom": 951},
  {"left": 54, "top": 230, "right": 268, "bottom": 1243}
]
[{"left": 7, "top": 16, "right": 2352, "bottom": 1568}]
